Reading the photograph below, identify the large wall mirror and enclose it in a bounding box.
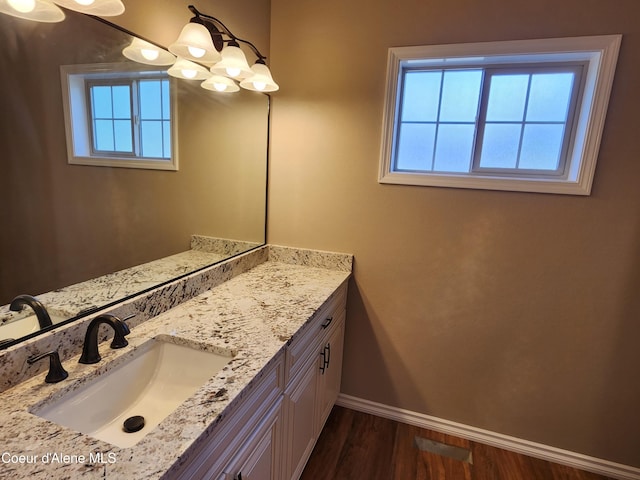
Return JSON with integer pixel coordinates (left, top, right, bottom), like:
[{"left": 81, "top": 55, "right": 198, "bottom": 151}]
[{"left": 0, "top": 8, "right": 268, "bottom": 348}]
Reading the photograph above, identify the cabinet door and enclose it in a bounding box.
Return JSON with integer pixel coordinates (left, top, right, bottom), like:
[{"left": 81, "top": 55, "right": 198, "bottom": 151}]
[
  {"left": 172, "top": 357, "right": 283, "bottom": 480},
  {"left": 316, "top": 309, "right": 345, "bottom": 431},
  {"left": 284, "top": 357, "right": 319, "bottom": 480},
  {"left": 220, "top": 397, "right": 283, "bottom": 480}
]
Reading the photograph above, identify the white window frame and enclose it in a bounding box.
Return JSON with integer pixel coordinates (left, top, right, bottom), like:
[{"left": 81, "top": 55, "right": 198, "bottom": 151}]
[
  {"left": 379, "top": 35, "right": 622, "bottom": 195},
  {"left": 60, "top": 63, "right": 179, "bottom": 171}
]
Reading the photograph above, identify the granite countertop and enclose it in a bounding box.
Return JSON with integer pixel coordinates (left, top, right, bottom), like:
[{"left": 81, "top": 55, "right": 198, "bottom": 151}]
[
  {"left": 0, "top": 257, "right": 350, "bottom": 479},
  {"left": 0, "top": 235, "right": 259, "bottom": 331}
]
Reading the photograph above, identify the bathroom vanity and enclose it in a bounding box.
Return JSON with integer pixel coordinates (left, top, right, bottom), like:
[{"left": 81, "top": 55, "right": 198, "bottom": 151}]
[
  {"left": 171, "top": 273, "right": 347, "bottom": 480},
  {"left": 0, "top": 245, "right": 351, "bottom": 479}
]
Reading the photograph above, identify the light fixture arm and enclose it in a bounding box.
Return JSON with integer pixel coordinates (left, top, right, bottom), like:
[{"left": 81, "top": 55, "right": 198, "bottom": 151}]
[{"left": 188, "top": 5, "right": 267, "bottom": 63}]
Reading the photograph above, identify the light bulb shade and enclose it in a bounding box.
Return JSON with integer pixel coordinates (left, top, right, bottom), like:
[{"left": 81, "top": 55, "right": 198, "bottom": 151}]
[
  {"left": 168, "top": 23, "right": 221, "bottom": 64},
  {"left": 239, "top": 63, "right": 279, "bottom": 92},
  {"left": 167, "top": 57, "right": 211, "bottom": 80},
  {"left": 201, "top": 75, "right": 240, "bottom": 93},
  {"left": 51, "top": 0, "right": 124, "bottom": 16},
  {"left": 210, "top": 45, "right": 252, "bottom": 79},
  {"left": 122, "top": 37, "right": 176, "bottom": 66},
  {"left": 0, "top": 0, "right": 64, "bottom": 22}
]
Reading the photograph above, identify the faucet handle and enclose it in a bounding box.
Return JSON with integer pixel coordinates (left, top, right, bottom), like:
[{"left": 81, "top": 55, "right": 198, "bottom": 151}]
[
  {"left": 27, "top": 350, "right": 68, "bottom": 383},
  {"left": 118, "top": 313, "right": 135, "bottom": 334},
  {"left": 111, "top": 313, "right": 135, "bottom": 347},
  {"left": 108, "top": 315, "right": 131, "bottom": 349}
]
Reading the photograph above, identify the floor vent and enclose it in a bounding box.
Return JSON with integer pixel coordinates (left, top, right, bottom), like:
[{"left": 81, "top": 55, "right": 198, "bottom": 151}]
[{"left": 414, "top": 436, "right": 473, "bottom": 464}]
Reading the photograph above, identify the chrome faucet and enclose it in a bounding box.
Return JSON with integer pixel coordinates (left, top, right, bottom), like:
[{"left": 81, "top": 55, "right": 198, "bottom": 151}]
[
  {"left": 9, "top": 294, "right": 53, "bottom": 329},
  {"left": 79, "top": 314, "right": 131, "bottom": 364}
]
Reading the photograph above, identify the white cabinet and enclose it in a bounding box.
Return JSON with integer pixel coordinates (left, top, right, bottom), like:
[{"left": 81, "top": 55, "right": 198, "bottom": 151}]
[
  {"left": 171, "top": 358, "right": 284, "bottom": 480},
  {"left": 219, "top": 397, "right": 283, "bottom": 480},
  {"left": 284, "top": 286, "right": 347, "bottom": 480},
  {"left": 171, "top": 282, "right": 347, "bottom": 480},
  {"left": 316, "top": 309, "right": 345, "bottom": 433},
  {"left": 284, "top": 356, "right": 320, "bottom": 480}
]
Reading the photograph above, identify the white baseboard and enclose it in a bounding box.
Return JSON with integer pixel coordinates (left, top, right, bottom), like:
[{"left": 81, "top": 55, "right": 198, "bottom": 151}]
[{"left": 336, "top": 394, "right": 640, "bottom": 480}]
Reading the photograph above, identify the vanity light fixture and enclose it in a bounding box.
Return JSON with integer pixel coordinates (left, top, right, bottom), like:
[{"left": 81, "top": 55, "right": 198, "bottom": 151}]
[
  {"left": 0, "top": 0, "right": 65, "bottom": 22},
  {"left": 240, "top": 62, "right": 279, "bottom": 92},
  {"left": 169, "top": 22, "right": 221, "bottom": 65},
  {"left": 167, "top": 57, "right": 210, "bottom": 80},
  {"left": 0, "top": 0, "right": 123, "bottom": 22},
  {"left": 170, "top": 4, "right": 278, "bottom": 92},
  {"left": 210, "top": 42, "right": 253, "bottom": 79},
  {"left": 49, "top": 0, "right": 124, "bottom": 16},
  {"left": 122, "top": 37, "right": 176, "bottom": 66},
  {"left": 201, "top": 74, "right": 240, "bottom": 93}
]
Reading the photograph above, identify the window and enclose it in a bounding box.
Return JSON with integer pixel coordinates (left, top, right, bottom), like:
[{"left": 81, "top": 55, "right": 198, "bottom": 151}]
[
  {"left": 87, "top": 78, "right": 171, "bottom": 159},
  {"left": 379, "top": 36, "right": 622, "bottom": 195},
  {"left": 61, "top": 64, "right": 178, "bottom": 170}
]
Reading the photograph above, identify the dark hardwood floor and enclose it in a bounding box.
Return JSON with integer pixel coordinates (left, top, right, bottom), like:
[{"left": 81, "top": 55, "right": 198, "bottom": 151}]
[{"left": 301, "top": 406, "right": 615, "bottom": 480}]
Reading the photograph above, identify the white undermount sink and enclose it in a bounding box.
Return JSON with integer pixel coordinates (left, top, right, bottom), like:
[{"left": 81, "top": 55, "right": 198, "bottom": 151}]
[
  {"left": 31, "top": 336, "right": 234, "bottom": 448},
  {"left": 0, "top": 310, "right": 70, "bottom": 341}
]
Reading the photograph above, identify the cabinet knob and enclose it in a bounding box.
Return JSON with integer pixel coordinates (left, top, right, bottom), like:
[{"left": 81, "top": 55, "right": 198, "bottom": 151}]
[{"left": 321, "top": 316, "right": 333, "bottom": 329}]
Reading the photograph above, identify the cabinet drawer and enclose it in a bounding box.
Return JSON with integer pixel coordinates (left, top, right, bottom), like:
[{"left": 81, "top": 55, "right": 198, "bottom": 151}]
[{"left": 285, "top": 283, "right": 347, "bottom": 385}]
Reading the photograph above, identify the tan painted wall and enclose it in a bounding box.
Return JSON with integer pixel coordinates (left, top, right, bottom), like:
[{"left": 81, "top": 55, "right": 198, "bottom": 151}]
[
  {"left": 268, "top": 0, "right": 640, "bottom": 468},
  {"left": 0, "top": 1, "right": 270, "bottom": 304}
]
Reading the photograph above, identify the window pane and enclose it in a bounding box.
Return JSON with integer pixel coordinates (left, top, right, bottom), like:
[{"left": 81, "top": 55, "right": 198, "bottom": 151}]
[
  {"left": 161, "top": 80, "right": 170, "bottom": 119},
  {"left": 395, "top": 123, "right": 436, "bottom": 171},
  {"left": 526, "top": 73, "right": 574, "bottom": 122},
  {"left": 519, "top": 124, "right": 564, "bottom": 170},
  {"left": 439, "top": 70, "right": 482, "bottom": 122},
  {"left": 94, "top": 119, "right": 114, "bottom": 151},
  {"left": 479, "top": 123, "right": 521, "bottom": 168},
  {"left": 163, "top": 121, "right": 171, "bottom": 158},
  {"left": 113, "top": 120, "right": 133, "bottom": 153},
  {"left": 141, "top": 121, "right": 163, "bottom": 158},
  {"left": 112, "top": 85, "right": 131, "bottom": 119},
  {"left": 485, "top": 74, "right": 529, "bottom": 121},
  {"left": 434, "top": 124, "right": 475, "bottom": 172},
  {"left": 139, "top": 80, "right": 162, "bottom": 120},
  {"left": 401, "top": 71, "right": 441, "bottom": 122},
  {"left": 91, "top": 86, "right": 112, "bottom": 118}
]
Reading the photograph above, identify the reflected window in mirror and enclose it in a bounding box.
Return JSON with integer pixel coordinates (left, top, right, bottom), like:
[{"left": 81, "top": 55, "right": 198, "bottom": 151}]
[
  {"left": 88, "top": 77, "right": 171, "bottom": 160},
  {"left": 61, "top": 64, "right": 179, "bottom": 171}
]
